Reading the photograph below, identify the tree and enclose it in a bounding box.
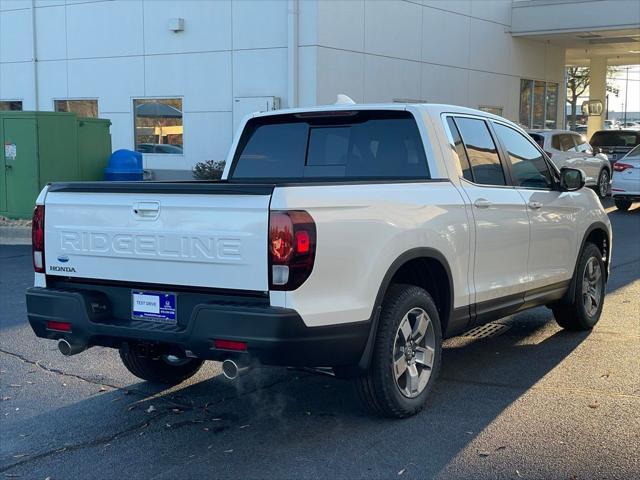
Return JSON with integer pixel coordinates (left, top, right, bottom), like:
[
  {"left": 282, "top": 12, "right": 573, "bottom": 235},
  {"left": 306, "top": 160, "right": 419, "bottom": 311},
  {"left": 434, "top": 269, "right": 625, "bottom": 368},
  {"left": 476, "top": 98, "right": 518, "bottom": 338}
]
[
  {"left": 566, "top": 66, "right": 620, "bottom": 129},
  {"left": 566, "top": 67, "right": 590, "bottom": 129}
]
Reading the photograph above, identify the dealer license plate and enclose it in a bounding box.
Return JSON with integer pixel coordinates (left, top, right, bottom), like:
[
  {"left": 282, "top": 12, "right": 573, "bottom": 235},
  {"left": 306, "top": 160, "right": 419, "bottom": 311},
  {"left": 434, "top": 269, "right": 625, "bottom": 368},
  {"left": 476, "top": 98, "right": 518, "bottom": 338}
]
[{"left": 132, "top": 291, "right": 177, "bottom": 325}]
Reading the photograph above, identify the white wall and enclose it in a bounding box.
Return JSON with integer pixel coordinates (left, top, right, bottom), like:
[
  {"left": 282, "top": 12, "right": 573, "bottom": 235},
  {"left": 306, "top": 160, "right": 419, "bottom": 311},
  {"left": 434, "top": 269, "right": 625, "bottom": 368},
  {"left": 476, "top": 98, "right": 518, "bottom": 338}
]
[
  {"left": 310, "top": 0, "right": 566, "bottom": 124},
  {"left": 0, "top": 0, "right": 305, "bottom": 177},
  {"left": 0, "top": 0, "right": 566, "bottom": 176}
]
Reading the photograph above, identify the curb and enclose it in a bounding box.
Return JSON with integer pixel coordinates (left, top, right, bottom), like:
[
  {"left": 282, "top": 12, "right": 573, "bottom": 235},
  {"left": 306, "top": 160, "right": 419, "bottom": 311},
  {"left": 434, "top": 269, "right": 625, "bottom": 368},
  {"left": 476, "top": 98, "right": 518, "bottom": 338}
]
[{"left": 0, "top": 226, "right": 31, "bottom": 245}]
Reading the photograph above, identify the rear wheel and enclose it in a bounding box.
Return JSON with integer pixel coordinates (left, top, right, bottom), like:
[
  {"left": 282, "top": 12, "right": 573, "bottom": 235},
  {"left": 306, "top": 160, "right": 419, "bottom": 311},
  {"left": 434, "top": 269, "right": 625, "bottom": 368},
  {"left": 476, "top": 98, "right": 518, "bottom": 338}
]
[
  {"left": 355, "top": 284, "right": 442, "bottom": 418},
  {"left": 119, "top": 350, "right": 204, "bottom": 385},
  {"left": 552, "top": 243, "right": 605, "bottom": 331},
  {"left": 614, "top": 199, "right": 632, "bottom": 211},
  {"left": 596, "top": 169, "right": 610, "bottom": 198}
]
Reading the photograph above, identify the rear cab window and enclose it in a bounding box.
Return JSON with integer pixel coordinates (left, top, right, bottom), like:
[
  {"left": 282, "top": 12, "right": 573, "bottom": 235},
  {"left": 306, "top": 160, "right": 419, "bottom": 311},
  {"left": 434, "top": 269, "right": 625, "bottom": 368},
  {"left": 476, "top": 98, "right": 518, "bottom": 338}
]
[
  {"left": 230, "top": 110, "right": 429, "bottom": 181},
  {"left": 591, "top": 131, "right": 640, "bottom": 148}
]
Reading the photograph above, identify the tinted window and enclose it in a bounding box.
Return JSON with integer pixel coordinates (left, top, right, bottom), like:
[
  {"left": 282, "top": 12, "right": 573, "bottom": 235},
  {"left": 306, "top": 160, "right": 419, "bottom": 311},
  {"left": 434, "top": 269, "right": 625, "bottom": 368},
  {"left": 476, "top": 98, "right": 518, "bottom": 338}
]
[
  {"left": 446, "top": 117, "right": 473, "bottom": 182},
  {"left": 494, "top": 123, "right": 552, "bottom": 189},
  {"left": 231, "top": 111, "right": 429, "bottom": 180},
  {"left": 590, "top": 131, "right": 640, "bottom": 148},
  {"left": 232, "top": 122, "right": 308, "bottom": 179},
  {"left": 454, "top": 117, "right": 505, "bottom": 186},
  {"left": 528, "top": 133, "right": 545, "bottom": 149}
]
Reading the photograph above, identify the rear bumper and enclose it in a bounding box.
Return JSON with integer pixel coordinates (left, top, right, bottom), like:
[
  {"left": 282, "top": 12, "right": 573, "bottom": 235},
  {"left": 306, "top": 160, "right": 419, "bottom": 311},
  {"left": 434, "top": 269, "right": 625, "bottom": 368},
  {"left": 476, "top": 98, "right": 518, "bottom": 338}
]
[{"left": 25, "top": 285, "right": 369, "bottom": 368}]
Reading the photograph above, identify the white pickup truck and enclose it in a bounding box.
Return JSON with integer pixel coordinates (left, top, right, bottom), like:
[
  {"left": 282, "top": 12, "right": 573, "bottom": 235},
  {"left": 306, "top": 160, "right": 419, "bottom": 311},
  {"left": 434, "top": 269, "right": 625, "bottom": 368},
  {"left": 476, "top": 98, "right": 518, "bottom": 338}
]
[{"left": 26, "top": 103, "right": 611, "bottom": 418}]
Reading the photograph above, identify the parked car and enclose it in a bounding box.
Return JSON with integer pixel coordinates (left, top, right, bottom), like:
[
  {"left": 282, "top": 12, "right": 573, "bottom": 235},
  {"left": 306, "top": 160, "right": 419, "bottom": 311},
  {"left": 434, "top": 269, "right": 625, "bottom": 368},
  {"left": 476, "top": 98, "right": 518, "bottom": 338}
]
[
  {"left": 590, "top": 129, "right": 640, "bottom": 166},
  {"left": 604, "top": 119, "right": 620, "bottom": 130},
  {"left": 620, "top": 121, "right": 640, "bottom": 131},
  {"left": 136, "top": 143, "right": 183, "bottom": 154},
  {"left": 527, "top": 129, "right": 611, "bottom": 197},
  {"left": 26, "top": 103, "right": 611, "bottom": 418},
  {"left": 611, "top": 144, "right": 640, "bottom": 211}
]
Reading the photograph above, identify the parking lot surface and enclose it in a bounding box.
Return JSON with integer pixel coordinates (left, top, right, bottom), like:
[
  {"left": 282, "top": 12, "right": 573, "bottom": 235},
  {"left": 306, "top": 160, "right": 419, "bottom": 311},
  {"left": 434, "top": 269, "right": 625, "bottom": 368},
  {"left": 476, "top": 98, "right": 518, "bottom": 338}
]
[{"left": 1, "top": 203, "right": 638, "bottom": 479}]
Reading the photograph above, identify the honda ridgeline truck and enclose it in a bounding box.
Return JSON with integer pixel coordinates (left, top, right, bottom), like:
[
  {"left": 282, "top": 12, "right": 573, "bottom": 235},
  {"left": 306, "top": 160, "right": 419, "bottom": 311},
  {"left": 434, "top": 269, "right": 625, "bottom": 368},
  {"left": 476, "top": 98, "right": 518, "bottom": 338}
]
[{"left": 26, "top": 103, "right": 611, "bottom": 418}]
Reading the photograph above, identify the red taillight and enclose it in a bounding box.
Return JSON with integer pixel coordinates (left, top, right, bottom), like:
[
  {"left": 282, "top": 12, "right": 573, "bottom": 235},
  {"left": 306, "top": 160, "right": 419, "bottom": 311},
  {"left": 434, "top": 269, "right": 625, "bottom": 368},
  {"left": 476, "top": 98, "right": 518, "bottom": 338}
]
[
  {"left": 269, "top": 210, "right": 316, "bottom": 290},
  {"left": 213, "top": 339, "right": 247, "bottom": 351},
  {"left": 47, "top": 321, "right": 71, "bottom": 332},
  {"left": 613, "top": 162, "right": 632, "bottom": 172},
  {"left": 32, "top": 205, "right": 45, "bottom": 273}
]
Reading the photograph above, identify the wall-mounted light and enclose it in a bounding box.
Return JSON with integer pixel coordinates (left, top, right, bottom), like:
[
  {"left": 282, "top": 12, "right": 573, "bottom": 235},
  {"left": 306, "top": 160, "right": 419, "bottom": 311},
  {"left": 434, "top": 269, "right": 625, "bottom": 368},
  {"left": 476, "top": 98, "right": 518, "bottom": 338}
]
[{"left": 168, "top": 18, "right": 185, "bottom": 33}]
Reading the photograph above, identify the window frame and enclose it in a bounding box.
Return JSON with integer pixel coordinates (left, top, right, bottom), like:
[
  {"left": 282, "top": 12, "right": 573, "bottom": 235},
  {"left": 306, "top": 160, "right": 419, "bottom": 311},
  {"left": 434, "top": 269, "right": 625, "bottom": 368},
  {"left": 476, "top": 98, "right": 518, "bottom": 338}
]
[
  {"left": 228, "top": 109, "right": 432, "bottom": 182},
  {"left": 0, "top": 99, "right": 23, "bottom": 111},
  {"left": 132, "top": 97, "right": 184, "bottom": 156},
  {"left": 441, "top": 113, "right": 513, "bottom": 188},
  {"left": 53, "top": 98, "right": 99, "bottom": 117},
  {"left": 441, "top": 112, "right": 561, "bottom": 191},
  {"left": 490, "top": 121, "right": 556, "bottom": 191}
]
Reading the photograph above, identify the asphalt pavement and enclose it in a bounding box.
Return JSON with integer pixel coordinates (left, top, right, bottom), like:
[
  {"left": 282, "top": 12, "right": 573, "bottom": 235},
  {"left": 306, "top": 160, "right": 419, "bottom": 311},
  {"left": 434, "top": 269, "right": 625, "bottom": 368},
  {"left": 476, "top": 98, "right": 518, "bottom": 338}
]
[{"left": 1, "top": 201, "right": 639, "bottom": 479}]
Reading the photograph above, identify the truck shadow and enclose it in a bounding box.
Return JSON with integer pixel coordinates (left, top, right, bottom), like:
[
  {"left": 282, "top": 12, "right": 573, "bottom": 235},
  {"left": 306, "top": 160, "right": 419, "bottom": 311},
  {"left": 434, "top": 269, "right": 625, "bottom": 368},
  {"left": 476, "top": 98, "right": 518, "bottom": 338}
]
[{"left": 1, "top": 308, "right": 592, "bottom": 479}]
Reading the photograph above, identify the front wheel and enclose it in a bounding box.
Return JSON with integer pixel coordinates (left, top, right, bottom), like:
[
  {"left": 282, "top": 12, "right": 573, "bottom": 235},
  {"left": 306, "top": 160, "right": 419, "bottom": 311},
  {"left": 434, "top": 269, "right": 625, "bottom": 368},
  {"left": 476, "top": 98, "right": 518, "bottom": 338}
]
[
  {"left": 355, "top": 284, "right": 442, "bottom": 418},
  {"left": 614, "top": 199, "right": 632, "bottom": 211},
  {"left": 595, "top": 169, "right": 610, "bottom": 198},
  {"left": 552, "top": 243, "right": 606, "bottom": 330},
  {"left": 119, "top": 350, "right": 204, "bottom": 385}
]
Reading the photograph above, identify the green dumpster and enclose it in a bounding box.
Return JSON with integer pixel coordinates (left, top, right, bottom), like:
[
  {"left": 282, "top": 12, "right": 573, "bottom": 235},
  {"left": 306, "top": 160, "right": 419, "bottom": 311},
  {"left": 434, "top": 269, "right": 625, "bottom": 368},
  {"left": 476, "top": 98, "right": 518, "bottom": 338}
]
[{"left": 0, "top": 111, "right": 111, "bottom": 219}]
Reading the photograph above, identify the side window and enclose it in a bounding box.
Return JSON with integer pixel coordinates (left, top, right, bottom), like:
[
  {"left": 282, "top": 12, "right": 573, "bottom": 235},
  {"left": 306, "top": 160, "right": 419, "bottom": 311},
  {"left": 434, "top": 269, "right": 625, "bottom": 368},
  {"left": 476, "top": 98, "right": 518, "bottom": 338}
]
[
  {"left": 560, "top": 134, "right": 576, "bottom": 152},
  {"left": 446, "top": 117, "right": 473, "bottom": 182},
  {"left": 454, "top": 117, "right": 506, "bottom": 186},
  {"left": 551, "top": 135, "right": 561, "bottom": 150},
  {"left": 572, "top": 134, "right": 592, "bottom": 153},
  {"left": 493, "top": 123, "right": 552, "bottom": 190}
]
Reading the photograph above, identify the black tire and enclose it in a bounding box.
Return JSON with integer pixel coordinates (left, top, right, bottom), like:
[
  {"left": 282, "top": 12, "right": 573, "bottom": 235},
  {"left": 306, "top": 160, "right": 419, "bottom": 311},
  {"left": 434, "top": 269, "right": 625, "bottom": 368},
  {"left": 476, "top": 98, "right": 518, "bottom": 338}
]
[
  {"left": 552, "top": 243, "right": 606, "bottom": 331},
  {"left": 614, "top": 199, "right": 632, "bottom": 211},
  {"left": 595, "top": 169, "right": 610, "bottom": 198},
  {"left": 355, "top": 284, "right": 442, "bottom": 418},
  {"left": 119, "top": 350, "right": 204, "bottom": 385}
]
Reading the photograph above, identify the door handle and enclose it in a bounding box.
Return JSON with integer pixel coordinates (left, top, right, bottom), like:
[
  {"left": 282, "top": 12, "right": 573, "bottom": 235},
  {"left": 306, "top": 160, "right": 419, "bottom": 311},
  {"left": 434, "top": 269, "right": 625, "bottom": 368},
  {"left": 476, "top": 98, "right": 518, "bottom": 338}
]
[
  {"left": 133, "top": 202, "right": 160, "bottom": 218},
  {"left": 528, "top": 201, "right": 543, "bottom": 210},
  {"left": 473, "top": 198, "right": 492, "bottom": 209}
]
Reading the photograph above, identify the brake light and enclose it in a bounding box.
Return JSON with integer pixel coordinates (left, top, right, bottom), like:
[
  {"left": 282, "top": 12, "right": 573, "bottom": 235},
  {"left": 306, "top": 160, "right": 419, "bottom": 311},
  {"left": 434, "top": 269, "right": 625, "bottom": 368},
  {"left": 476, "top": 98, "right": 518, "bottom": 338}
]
[
  {"left": 613, "top": 162, "right": 632, "bottom": 172},
  {"left": 269, "top": 210, "right": 316, "bottom": 290},
  {"left": 47, "top": 321, "right": 71, "bottom": 332},
  {"left": 32, "top": 205, "right": 45, "bottom": 273},
  {"left": 213, "top": 339, "right": 247, "bottom": 351}
]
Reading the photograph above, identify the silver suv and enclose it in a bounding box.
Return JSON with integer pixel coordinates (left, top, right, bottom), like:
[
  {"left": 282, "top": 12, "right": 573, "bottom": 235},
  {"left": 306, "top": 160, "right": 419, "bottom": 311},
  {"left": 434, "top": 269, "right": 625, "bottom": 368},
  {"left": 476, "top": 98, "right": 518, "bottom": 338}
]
[{"left": 527, "top": 129, "right": 611, "bottom": 198}]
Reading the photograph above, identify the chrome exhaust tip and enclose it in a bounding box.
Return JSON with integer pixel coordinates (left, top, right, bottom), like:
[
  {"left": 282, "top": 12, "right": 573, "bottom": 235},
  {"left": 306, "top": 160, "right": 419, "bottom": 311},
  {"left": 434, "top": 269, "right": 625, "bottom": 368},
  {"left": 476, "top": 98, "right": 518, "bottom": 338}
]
[
  {"left": 58, "top": 339, "right": 87, "bottom": 356},
  {"left": 222, "top": 359, "right": 250, "bottom": 380}
]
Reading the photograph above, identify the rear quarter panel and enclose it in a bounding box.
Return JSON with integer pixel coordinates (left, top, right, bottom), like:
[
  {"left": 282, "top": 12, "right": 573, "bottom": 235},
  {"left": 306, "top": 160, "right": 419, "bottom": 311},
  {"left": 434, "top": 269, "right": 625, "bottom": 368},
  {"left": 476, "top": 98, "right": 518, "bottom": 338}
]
[{"left": 270, "top": 182, "right": 470, "bottom": 327}]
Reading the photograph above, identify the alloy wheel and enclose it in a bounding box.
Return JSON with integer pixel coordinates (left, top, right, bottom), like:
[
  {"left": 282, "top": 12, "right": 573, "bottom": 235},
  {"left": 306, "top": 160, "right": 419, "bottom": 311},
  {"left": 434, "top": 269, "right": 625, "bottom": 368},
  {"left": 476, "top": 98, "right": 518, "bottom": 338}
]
[
  {"left": 392, "top": 307, "right": 436, "bottom": 398},
  {"left": 582, "top": 257, "right": 603, "bottom": 317},
  {"left": 599, "top": 171, "right": 609, "bottom": 197}
]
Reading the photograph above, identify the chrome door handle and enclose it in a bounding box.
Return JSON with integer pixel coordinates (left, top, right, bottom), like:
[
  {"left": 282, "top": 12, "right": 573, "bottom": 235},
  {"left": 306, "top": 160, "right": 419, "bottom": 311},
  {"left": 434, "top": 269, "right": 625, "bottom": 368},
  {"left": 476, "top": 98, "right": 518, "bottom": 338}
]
[
  {"left": 133, "top": 201, "right": 160, "bottom": 218},
  {"left": 473, "top": 199, "right": 492, "bottom": 209},
  {"left": 528, "top": 201, "right": 543, "bottom": 210}
]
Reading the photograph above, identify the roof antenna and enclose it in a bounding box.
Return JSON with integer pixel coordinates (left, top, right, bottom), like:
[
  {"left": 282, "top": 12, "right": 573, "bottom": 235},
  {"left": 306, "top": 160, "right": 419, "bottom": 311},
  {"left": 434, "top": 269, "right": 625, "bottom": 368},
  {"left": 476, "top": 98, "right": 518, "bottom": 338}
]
[{"left": 335, "top": 94, "right": 356, "bottom": 105}]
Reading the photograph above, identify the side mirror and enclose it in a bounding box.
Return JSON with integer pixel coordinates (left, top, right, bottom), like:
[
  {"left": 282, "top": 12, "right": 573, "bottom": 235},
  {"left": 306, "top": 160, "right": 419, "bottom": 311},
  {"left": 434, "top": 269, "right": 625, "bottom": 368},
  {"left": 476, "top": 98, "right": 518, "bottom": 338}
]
[{"left": 560, "top": 167, "right": 586, "bottom": 191}]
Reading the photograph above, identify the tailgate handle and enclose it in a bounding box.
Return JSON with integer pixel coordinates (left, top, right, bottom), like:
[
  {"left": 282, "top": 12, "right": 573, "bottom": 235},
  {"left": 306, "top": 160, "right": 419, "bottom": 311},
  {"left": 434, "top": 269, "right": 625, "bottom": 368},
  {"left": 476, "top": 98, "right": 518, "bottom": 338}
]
[{"left": 133, "top": 202, "right": 160, "bottom": 219}]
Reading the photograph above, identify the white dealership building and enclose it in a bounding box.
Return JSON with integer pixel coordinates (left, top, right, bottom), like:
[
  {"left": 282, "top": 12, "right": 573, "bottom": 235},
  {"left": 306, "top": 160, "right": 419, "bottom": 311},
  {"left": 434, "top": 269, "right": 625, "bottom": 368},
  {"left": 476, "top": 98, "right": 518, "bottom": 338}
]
[{"left": 1, "top": 0, "right": 639, "bottom": 178}]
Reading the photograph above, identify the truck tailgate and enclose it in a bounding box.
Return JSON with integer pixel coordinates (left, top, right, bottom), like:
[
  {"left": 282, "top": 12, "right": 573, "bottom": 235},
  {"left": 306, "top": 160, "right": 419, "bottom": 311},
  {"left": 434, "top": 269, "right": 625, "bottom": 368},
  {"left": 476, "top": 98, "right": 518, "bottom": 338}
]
[{"left": 43, "top": 182, "right": 273, "bottom": 292}]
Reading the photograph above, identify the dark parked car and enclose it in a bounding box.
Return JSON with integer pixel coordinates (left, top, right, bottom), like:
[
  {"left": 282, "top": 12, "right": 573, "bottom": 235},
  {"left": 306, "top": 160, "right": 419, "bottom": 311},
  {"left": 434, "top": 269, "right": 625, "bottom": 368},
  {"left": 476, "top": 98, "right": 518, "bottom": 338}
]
[{"left": 590, "top": 130, "right": 640, "bottom": 165}]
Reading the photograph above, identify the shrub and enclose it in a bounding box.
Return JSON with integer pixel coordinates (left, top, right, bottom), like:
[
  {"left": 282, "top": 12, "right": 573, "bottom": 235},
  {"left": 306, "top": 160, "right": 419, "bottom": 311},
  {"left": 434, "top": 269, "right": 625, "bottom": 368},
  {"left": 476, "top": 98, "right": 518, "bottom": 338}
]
[{"left": 192, "top": 160, "right": 226, "bottom": 180}]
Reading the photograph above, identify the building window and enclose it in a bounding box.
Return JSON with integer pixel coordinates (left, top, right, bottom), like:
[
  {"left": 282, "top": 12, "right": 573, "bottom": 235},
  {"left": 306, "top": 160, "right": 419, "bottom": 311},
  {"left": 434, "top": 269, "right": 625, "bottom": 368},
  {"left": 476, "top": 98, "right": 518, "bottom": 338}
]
[
  {"left": 519, "top": 79, "right": 558, "bottom": 129},
  {"left": 54, "top": 99, "right": 98, "bottom": 117},
  {"left": 0, "top": 100, "right": 23, "bottom": 111},
  {"left": 134, "top": 99, "right": 183, "bottom": 154},
  {"left": 479, "top": 105, "right": 504, "bottom": 116}
]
